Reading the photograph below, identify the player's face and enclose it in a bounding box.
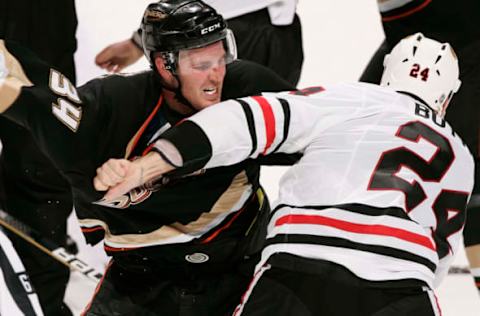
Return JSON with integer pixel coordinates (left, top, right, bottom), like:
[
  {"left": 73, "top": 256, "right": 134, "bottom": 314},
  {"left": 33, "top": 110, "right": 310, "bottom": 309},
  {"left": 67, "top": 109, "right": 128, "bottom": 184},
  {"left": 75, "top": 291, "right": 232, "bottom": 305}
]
[{"left": 177, "top": 41, "right": 227, "bottom": 110}]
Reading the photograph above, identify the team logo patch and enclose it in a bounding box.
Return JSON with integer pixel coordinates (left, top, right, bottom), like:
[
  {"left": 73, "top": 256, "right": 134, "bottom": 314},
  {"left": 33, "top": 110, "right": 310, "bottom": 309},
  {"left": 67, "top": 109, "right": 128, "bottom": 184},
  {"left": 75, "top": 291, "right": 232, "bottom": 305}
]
[
  {"left": 185, "top": 253, "right": 209, "bottom": 263},
  {"left": 93, "top": 170, "right": 206, "bottom": 209},
  {"left": 145, "top": 9, "right": 167, "bottom": 22}
]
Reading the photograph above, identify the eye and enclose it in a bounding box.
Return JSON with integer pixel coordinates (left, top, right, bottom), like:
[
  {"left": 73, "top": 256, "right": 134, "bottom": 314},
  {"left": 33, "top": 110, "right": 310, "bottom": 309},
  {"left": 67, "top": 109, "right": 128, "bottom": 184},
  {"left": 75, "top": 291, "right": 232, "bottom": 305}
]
[
  {"left": 193, "top": 62, "right": 211, "bottom": 71},
  {"left": 218, "top": 55, "right": 227, "bottom": 65}
]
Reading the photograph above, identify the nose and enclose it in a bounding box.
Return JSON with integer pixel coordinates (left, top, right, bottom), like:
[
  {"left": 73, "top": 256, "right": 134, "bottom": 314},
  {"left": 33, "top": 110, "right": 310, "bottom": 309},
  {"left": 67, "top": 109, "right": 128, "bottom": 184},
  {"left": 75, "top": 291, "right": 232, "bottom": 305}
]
[
  {"left": 208, "top": 66, "right": 219, "bottom": 81},
  {"left": 208, "top": 65, "right": 221, "bottom": 82}
]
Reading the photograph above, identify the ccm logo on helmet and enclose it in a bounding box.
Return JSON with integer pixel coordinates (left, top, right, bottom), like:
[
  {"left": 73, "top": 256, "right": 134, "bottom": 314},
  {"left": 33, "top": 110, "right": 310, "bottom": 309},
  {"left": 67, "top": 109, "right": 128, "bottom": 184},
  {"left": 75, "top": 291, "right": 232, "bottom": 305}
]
[{"left": 201, "top": 23, "right": 221, "bottom": 35}]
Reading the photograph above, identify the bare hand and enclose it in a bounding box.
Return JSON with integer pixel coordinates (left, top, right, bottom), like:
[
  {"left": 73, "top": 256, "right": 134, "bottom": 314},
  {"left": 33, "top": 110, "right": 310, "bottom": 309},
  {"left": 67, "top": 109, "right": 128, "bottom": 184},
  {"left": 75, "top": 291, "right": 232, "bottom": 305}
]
[
  {"left": 95, "top": 39, "right": 143, "bottom": 73},
  {"left": 93, "top": 158, "right": 143, "bottom": 199},
  {"left": 93, "top": 152, "right": 175, "bottom": 201}
]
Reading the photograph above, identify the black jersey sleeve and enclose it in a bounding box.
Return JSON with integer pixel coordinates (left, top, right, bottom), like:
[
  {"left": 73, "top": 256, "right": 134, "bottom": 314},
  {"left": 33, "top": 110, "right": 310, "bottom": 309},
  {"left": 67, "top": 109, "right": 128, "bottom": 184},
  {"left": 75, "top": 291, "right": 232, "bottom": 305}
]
[
  {"left": 0, "top": 39, "right": 88, "bottom": 174},
  {"left": 0, "top": 40, "right": 156, "bottom": 181}
]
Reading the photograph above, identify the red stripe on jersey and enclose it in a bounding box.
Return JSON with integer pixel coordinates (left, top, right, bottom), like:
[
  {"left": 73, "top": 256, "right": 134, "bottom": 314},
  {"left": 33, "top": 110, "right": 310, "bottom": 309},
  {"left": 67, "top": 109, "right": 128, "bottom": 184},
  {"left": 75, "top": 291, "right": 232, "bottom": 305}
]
[
  {"left": 104, "top": 245, "right": 140, "bottom": 252},
  {"left": 81, "top": 226, "right": 104, "bottom": 233},
  {"left": 252, "top": 96, "right": 276, "bottom": 155},
  {"left": 382, "top": 0, "right": 432, "bottom": 22},
  {"left": 142, "top": 143, "right": 155, "bottom": 156},
  {"left": 275, "top": 214, "right": 436, "bottom": 250},
  {"left": 81, "top": 260, "right": 112, "bottom": 316},
  {"left": 126, "top": 94, "right": 163, "bottom": 158},
  {"left": 201, "top": 193, "right": 255, "bottom": 244},
  {"left": 233, "top": 263, "right": 271, "bottom": 316},
  {"left": 433, "top": 292, "right": 443, "bottom": 316}
]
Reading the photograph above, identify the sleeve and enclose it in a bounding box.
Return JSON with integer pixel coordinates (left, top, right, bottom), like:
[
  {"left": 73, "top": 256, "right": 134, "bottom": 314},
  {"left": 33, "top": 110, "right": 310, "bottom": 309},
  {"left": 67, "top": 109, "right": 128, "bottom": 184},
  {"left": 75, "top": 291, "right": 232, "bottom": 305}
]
[
  {"left": 153, "top": 94, "right": 322, "bottom": 172},
  {"left": 131, "top": 28, "right": 143, "bottom": 50},
  {"left": 1, "top": 39, "right": 83, "bottom": 125},
  {"left": 0, "top": 40, "right": 103, "bottom": 173},
  {"left": 378, "top": 0, "right": 431, "bottom": 22}
]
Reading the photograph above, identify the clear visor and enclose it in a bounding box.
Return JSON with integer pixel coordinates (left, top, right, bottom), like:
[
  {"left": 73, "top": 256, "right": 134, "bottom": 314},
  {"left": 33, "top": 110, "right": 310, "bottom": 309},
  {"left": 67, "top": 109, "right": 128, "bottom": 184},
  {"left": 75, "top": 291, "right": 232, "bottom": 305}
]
[{"left": 175, "top": 29, "right": 237, "bottom": 75}]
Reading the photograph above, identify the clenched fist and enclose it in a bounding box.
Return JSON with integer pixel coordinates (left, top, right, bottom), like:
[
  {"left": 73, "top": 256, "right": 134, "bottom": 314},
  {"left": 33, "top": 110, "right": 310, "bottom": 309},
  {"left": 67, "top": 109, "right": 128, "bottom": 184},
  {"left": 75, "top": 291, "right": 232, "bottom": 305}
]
[{"left": 93, "top": 152, "right": 175, "bottom": 201}]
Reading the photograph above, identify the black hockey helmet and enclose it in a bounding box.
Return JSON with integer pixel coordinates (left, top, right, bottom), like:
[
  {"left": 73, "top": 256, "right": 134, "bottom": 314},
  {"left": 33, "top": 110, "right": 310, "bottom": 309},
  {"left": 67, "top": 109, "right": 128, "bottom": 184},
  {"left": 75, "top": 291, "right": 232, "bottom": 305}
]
[{"left": 141, "top": 0, "right": 237, "bottom": 73}]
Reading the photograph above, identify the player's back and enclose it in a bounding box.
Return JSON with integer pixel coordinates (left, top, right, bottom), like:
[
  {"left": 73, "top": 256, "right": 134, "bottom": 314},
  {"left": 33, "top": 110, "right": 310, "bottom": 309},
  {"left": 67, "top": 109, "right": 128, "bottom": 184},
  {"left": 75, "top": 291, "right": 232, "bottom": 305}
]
[{"left": 264, "top": 82, "right": 475, "bottom": 287}]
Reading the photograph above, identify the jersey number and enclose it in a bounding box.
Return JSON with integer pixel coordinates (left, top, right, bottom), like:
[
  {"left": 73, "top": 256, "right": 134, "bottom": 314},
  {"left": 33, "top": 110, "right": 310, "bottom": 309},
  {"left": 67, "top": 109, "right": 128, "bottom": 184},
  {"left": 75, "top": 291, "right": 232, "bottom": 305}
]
[
  {"left": 410, "top": 63, "right": 430, "bottom": 81},
  {"left": 49, "top": 69, "right": 82, "bottom": 132},
  {"left": 368, "top": 121, "right": 468, "bottom": 258}
]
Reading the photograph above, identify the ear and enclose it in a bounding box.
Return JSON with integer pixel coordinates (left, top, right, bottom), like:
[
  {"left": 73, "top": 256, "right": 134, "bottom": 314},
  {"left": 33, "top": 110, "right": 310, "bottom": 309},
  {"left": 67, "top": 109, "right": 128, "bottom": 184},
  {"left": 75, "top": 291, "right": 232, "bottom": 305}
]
[{"left": 154, "top": 55, "right": 176, "bottom": 85}]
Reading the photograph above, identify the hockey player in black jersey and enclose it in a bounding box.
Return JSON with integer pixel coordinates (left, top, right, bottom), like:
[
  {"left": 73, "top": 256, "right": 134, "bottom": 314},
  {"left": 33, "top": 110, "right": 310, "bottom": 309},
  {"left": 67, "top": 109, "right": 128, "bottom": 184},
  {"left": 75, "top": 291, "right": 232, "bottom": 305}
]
[
  {"left": 361, "top": 0, "right": 480, "bottom": 292},
  {"left": 0, "top": 1, "right": 294, "bottom": 314}
]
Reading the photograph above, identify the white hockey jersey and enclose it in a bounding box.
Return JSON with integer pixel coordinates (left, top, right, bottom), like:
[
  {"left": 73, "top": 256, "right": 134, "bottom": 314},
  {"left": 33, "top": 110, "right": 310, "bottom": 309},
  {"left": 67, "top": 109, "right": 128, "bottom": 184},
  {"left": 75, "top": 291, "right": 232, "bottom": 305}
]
[{"left": 156, "top": 82, "right": 475, "bottom": 288}]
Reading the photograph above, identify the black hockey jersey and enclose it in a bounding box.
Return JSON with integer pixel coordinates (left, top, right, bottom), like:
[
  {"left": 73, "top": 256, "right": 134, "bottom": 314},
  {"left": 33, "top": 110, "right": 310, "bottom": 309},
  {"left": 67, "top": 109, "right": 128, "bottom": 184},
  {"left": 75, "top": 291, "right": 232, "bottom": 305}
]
[
  {"left": 0, "top": 40, "right": 293, "bottom": 263},
  {"left": 378, "top": 0, "right": 480, "bottom": 50}
]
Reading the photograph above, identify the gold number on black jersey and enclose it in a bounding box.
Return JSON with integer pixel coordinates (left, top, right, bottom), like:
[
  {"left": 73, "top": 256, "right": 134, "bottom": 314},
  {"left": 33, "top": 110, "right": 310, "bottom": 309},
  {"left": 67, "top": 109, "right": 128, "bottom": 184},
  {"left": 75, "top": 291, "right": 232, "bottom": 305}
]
[{"left": 49, "top": 69, "right": 82, "bottom": 132}]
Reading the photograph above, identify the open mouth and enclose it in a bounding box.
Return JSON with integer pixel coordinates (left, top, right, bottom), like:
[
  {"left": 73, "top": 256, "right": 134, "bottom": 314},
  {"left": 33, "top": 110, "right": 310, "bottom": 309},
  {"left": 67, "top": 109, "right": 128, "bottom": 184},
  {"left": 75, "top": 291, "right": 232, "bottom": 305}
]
[{"left": 203, "top": 87, "right": 217, "bottom": 95}]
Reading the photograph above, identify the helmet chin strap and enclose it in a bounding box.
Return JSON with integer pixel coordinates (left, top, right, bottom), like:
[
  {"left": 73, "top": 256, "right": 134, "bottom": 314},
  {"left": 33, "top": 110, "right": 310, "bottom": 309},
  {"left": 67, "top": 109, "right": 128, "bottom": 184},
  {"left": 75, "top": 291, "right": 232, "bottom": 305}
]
[
  {"left": 153, "top": 63, "right": 197, "bottom": 113},
  {"left": 171, "top": 73, "right": 197, "bottom": 113}
]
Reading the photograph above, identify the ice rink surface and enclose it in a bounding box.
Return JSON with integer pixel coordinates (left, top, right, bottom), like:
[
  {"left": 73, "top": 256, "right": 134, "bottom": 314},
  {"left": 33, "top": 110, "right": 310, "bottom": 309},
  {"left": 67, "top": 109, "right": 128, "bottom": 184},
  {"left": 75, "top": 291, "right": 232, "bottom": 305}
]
[{"left": 63, "top": 0, "right": 480, "bottom": 315}]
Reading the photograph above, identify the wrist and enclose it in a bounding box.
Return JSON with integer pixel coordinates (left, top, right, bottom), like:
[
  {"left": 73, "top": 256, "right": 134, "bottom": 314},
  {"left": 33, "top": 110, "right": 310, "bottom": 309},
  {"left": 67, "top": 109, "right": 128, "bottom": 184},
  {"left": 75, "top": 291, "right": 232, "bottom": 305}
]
[
  {"left": 130, "top": 30, "right": 143, "bottom": 50},
  {"left": 136, "top": 152, "right": 175, "bottom": 183}
]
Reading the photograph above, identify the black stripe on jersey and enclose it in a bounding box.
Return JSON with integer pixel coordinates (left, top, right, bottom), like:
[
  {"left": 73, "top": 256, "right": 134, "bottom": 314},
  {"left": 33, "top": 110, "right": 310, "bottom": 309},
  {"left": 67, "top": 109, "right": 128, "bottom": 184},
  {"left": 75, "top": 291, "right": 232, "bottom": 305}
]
[
  {"left": 271, "top": 203, "right": 411, "bottom": 221},
  {"left": 271, "top": 98, "right": 291, "bottom": 153},
  {"left": 0, "top": 244, "right": 37, "bottom": 315},
  {"left": 266, "top": 234, "right": 437, "bottom": 272},
  {"left": 235, "top": 99, "right": 257, "bottom": 156}
]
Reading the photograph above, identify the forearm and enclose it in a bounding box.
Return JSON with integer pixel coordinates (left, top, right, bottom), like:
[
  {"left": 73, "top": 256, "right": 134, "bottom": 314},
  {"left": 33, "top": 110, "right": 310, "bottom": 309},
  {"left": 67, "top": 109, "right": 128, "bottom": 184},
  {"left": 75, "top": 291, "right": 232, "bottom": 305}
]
[{"left": 138, "top": 149, "right": 177, "bottom": 183}]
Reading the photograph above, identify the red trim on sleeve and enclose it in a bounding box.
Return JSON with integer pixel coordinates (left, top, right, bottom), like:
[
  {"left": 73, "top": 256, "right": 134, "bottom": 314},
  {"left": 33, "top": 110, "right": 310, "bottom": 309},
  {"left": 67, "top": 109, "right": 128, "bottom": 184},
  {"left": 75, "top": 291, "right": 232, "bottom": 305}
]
[
  {"left": 103, "top": 245, "right": 140, "bottom": 252},
  {"left": 382, "top": 0, "right": 432, "bottom": 22},
  {"left": 252, "top": 96, "right": 276, "bottom": 155},
  {"left": 81, "top": 226, "right": 105, "bottom": 233}
]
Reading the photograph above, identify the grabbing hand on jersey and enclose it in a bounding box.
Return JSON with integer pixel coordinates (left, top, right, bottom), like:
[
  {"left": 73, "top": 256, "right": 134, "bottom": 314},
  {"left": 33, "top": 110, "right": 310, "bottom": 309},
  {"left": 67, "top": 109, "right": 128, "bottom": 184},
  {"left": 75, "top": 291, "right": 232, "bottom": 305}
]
[{"left": 93, "top": 152, "right": 175, "bottom": 200}]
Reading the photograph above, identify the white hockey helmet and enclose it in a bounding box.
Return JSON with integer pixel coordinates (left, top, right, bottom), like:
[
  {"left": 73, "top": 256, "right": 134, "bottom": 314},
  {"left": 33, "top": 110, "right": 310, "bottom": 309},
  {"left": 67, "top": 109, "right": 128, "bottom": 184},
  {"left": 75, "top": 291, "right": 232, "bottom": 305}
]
[{"left": 380, "top": 33, "right": 461, "bottom": 117}]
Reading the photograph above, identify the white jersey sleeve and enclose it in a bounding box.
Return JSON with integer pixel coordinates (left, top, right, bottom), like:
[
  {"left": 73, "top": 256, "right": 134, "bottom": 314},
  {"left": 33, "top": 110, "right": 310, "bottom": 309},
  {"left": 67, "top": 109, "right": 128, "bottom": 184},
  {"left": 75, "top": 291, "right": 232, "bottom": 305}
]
[{"left": 186, "top": 95, "right": 321, "bottom": 169}]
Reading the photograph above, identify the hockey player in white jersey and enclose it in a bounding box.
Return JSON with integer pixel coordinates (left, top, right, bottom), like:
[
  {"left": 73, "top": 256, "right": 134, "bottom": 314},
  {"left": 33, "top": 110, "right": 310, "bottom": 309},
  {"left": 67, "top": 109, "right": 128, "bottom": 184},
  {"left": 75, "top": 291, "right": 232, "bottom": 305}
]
[{"left": 95, "top": 34, "right": 475, "bottom": 315}]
